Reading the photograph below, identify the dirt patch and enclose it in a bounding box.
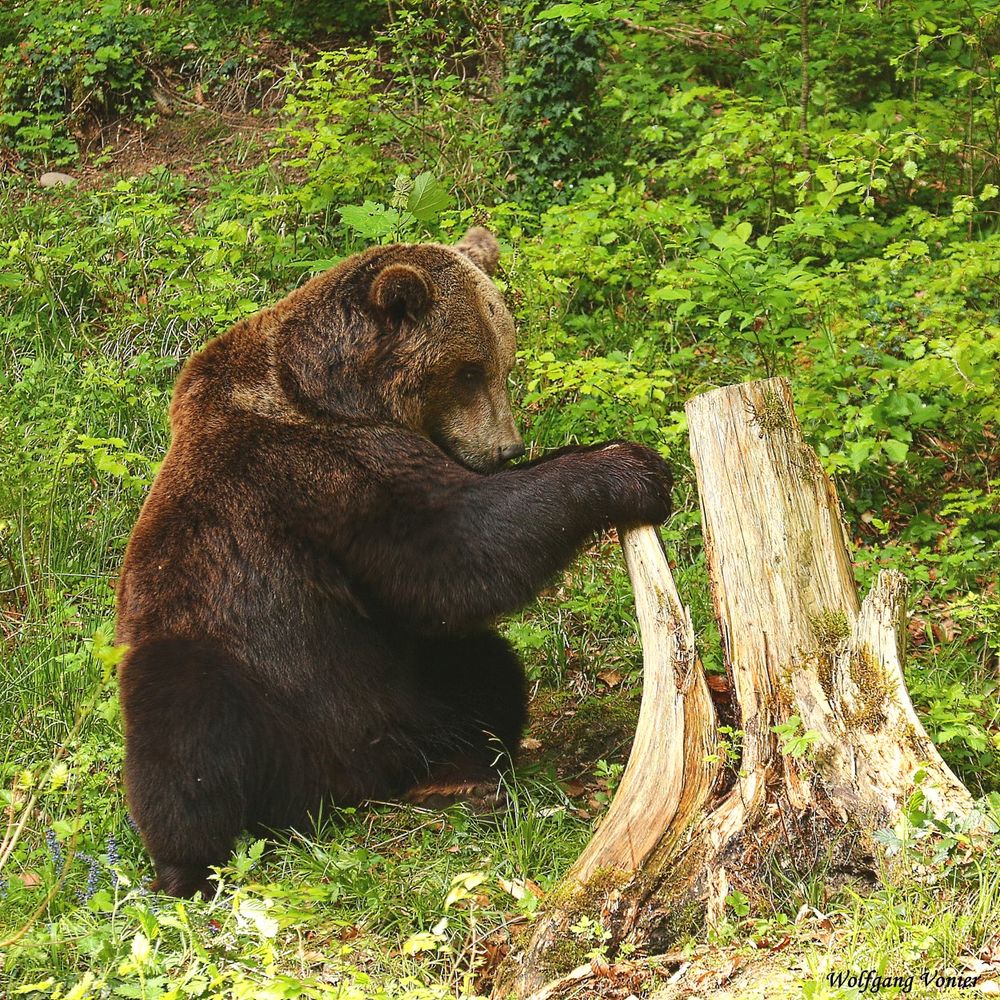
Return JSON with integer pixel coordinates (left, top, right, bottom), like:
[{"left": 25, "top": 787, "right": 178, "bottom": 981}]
[
  {"left": 4, "top": 33, "right": 295, "bottom": 190},
  {"left": 519, "top": 687, "right": 640, "bottom": 820},
  {"left": 72, "top": 107, "right": 276, "bottom": 189}
]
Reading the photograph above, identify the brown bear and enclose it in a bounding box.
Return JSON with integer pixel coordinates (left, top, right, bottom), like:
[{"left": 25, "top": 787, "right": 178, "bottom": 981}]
[{"left": 115, "top": 227, "right": 672, "bottom": 898}]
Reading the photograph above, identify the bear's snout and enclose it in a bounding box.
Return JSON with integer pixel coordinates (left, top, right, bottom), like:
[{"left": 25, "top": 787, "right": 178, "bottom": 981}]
[{"left": 498, "top": 440, "right": 525, "bottom": 463}]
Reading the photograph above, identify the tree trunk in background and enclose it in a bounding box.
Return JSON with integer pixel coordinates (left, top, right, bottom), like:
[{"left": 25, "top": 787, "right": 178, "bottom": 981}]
[{"left": 496, "top": 377, "right": 975, "bottom": 999}]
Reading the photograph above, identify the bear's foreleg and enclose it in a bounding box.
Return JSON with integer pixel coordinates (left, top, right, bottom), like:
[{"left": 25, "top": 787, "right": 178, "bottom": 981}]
[{"left": 336, "top": 437, "right": 672, "bottom": 631}]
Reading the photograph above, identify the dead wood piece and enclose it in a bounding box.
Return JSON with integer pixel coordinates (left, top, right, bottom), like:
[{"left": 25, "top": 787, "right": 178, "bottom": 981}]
[
  {"left": 500, "top": 527, "right": 716, "bottom": 996},
  {"left": 496, "top": 378, "right": 976, "bottom": 998}
]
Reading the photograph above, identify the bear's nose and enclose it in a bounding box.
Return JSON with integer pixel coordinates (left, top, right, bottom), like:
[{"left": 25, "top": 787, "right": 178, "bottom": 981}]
[{"left": 499, "top": 441, "right": 525, "bottom": 462}]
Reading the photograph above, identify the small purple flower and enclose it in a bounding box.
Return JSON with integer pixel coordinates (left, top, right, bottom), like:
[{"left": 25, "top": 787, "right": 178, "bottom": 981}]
[
  {"left": 107, "top": 834, "right": 121, "bottom": 888},
  {"left": 75, "top": 852, "right": 100, "bottom": 903},
  {"left": 45, "top": 829, "right": 63, "bottom": 869}
]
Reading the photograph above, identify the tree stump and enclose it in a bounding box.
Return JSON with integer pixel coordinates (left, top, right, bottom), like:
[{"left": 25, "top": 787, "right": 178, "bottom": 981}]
[{"left": 496, "top": 377, "right": 975, "bottom": 999}]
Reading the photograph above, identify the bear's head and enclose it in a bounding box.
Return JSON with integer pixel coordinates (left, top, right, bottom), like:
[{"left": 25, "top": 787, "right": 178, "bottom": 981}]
[{"left": 278, "top": 227, "right": 524, "bottom": 474}]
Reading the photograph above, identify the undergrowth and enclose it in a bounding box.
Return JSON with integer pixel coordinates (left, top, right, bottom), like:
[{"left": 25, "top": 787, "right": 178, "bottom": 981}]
[{"left": 1, "top": 0, "right": 998, "bottom": 996}]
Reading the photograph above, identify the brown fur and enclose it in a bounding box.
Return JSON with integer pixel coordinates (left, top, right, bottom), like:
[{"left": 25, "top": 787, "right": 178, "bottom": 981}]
[{"left": 116, "top": 228, "right": 672, "bottom": 897}]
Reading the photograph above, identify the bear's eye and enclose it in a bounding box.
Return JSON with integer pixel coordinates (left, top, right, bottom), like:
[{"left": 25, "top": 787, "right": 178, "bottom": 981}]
[{"left": 458, "top": 364, "right": 485, "bottom": 384}]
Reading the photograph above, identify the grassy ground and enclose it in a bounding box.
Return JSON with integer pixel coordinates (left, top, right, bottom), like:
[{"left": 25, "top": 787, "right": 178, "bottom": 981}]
[
  {"left": 2, "top": 2, "right": 1000, "bottom": 997},
  {"left": 0, "top": 109, "right": 656, "bottom": 997}
]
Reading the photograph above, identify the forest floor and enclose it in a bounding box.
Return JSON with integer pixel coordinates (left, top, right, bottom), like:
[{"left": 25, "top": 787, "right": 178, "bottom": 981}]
[{"left": 3, "top": 5, "right": 1000, "bottom": 999}]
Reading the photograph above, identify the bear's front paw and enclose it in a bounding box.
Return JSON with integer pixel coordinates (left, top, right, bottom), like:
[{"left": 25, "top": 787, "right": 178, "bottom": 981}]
[{"left": 598, "top": 441, "right": 673, "bottom": 526}]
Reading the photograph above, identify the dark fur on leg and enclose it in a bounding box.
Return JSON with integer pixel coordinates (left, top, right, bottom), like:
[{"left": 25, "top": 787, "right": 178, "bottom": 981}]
[
  {"left": 418, "top": 631, "right": 527, "bottom": 762},
  {"left": 400, "top": 632, "right": 525, "bottom": 810},
  {"left": 120, "top": 639, "right": 259, "bottom": 898}
]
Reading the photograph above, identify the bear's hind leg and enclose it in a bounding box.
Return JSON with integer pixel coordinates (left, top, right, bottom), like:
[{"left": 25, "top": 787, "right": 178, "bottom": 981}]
[
  {"left": 119, "top": 639, "right": 263, "bottom": 898},
  {"left": 405, "top": 632, "right": 527, "bottom": 806}
]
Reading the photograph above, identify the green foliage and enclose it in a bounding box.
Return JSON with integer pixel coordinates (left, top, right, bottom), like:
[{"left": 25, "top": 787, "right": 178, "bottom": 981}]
[
  {"left": 772, "top": 715, "right": 821, "bottom": 760},
  {"left": 2, "top": 0, "right": 1000, "bottom": 992},
  {"left": 339, "top": 172, "right": 454, "bottom": 243},
  {"left": 500, "top": 3, "right": 606, "bottom": 202},
  {"left": 0, "top": 0, "right": 151, "bottom": 162},
  {"left": 0, "top": 0, "right": 381, "bottom": 164},
  {"left": 276, "top": 48, "right": 396, "bottom": 213}
]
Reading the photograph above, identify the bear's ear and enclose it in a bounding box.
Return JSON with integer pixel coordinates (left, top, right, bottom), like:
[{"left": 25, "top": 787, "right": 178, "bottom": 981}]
[
  {"left": 454, "top": 227, "right": 499, "bottom": 276},
  {"left": 369, "top": 263, "right": 434, "bottom": 326}
]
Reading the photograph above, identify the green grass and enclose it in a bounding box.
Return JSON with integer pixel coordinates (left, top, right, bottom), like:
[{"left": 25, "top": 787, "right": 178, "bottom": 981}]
[{"left": 2, "top": 0, "right": 1000, "bottom": 995}]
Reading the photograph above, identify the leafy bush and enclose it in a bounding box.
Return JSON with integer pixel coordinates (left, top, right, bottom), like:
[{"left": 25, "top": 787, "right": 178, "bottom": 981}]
[
  {"left": 500, "top": 4, "right": 606, "bottom": 202},
  {"left": 0, "top": 0, "right": 152, "bottom": 162}
]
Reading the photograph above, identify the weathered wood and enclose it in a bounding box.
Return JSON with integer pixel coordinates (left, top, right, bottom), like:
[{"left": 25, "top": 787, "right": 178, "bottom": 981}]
[
  {"left": 502, "top": 527, "right": 717, "bottom": 996},
  {"left": 572, "top": 527, "right": 718, "bottom": 883},
  {"left": 496, "top": 378, "right": 975, "bottom": 998},
  {"left": 688, "top": 377, "right": 972, "bottom": 829},
  {"left": 786, "top": 569, "right": 971, "bottom": 821},
  {"left": 688, "top": 377, "right": 858, "bottom": 777}
]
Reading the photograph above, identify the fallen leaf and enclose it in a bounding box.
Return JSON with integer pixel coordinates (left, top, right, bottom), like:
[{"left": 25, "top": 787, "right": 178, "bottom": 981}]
[
  {"left": 597, "top": 669, "right": 623, "bottom": 688},
  {"left": 20, "top": 871, "right": 41, "bottom": 888},
  {"left": 590, "top": 954, "right": 611, "bottom": 977},
  {"left": 718, "top": 954, "right": 746, "bottom": 984},
  {"left": 693, "top": 967, "right": 715, "bottom": 988},
  {"left": 499, "top": 877, "right": 543, "bottom": 900},
  {"left": 976, "top": 947, "right": 1000, "bottom": 969},
  {"left": 479, "top": 935, "right": 510, "bottom": 976},
  {"left": 939, "top": 617, "right": 958, "bottom": 641},
  {"left": 771, "top": 934, "right": 792, "bottom": 953}
]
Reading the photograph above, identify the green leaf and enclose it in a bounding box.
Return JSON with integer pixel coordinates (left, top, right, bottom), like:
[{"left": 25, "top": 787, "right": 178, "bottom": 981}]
[
  {"left": 536, "top": 2, "right": 587, "bottom": 19},
  {"left": 882, "top": 439, "right": 909, "bottom": 464},
  {"left": 406, "top": 172, "right": 451, "bottom": 222},
  {"left": 340, "top": 201, "right": 406, "bottom": 239},
  {"left": 14, "top": 979, "right": 55, "bottom": 994},
  {"left": 288, "top": 257, "right": 342, "bottom": 272},
  {"left": 93, "top": 452, "right": 128, "bottom": 478},
  {"left": 846, "top": 439, "right": 873, "bottom": 470},
  {"left": 402, "top": 930, "right": 442, "bottom": 954}
]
